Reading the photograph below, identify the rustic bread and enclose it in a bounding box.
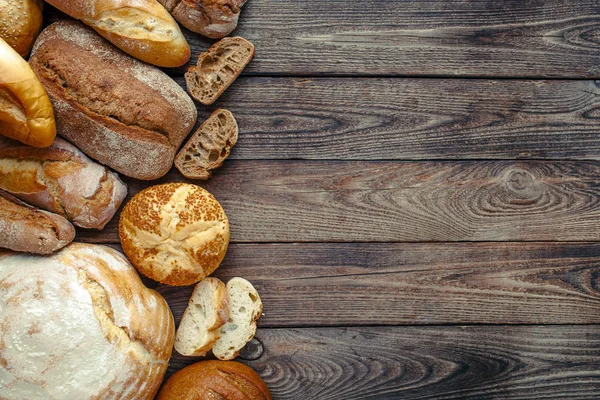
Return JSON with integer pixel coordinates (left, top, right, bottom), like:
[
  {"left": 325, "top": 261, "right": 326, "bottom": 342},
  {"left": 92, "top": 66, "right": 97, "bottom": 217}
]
[
  {"left": 175, "top": 109, "right": 238, "bottom": 180},
  {"left": 0, "top": 190, "right": 74, "bottom": 254},
  {"left": 44, "top": 0, "right": 190, "bottom": 67},
  {"left": 158, "top": 0, "right": 248, "bottom": 39},
  {"left": 0, "top": 37, "right": 55, "bottom": 147},
  {"left": 119, "top": 183, "right": 230, "bottom": 286},
  {"left": 185, "top": 37, "right": 255, "bottom": 105},
  {"left": 0, "top": 243, "right": 175, "bottom": 399},
  {"left": 175, "top": 278, "right": 229, "bottom": 356},
  {"left": 213, "top": 277, "right": 262, "bottom": 360},
  {"left": 157, "top": 360, "right": 272, "bottom": 400},
  {"left": 0, "top": 136, "right": 127, "bottom": 230},
  {"left": 29, "top": 21, "right": 197, "bottom": 180},
  {"left": 0, "top": 0, "right": 43, "bottom": 56}
]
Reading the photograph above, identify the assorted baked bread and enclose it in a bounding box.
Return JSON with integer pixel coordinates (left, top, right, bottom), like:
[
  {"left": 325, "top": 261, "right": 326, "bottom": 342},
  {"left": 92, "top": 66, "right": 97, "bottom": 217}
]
[
  {"left": 44, "top": 0, "right": 190, "bottom": 67},
  {"left": 0, "top": 36, "right": 56, "bottom": 147},
  {"left": 157, "top": 360, "right": 272, "bottom": 400},
  {"left": 0, "top": 243, "right": 175, "bottom": 399},
  {"left": 158, "top": 0, "right": 248, "bottom": 39},
  {"left": 175, "top": 109, "right": 239, "bottom": 179},
  {"left": 30, "top": 21, "right": 197, "bottom": 180},
  {"left": 185, "top": 36, "right": 255, "bottom": 105},
  {"left": 0, "top": 0, "right": 43, "bottom": 56},
  {"left": 119, "top": 183, "right": 230, "bottom": 286}
]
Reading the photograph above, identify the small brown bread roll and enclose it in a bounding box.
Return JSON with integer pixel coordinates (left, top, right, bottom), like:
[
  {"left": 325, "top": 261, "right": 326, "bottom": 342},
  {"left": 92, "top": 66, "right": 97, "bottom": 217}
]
[
  {"left": 119, "top": 183, "right": 230, "bottom": 286},
  {"left": 0, "top": 136, "right": 127, "bottom": 230},
  {"left": 175, "top": 109, "right": 238, "bottom": 180},
  {"left": 158, "top": 0, "right": 248, "bottom": 39},
  {"left": 29, "top": 21, "right": 197, "bottom": 180},
  {"left": 157, "top": 360, "right": 272, "bottom": 400},
  {"left": 0, "top": 243, "right": 175, "bottom": 399},
  {"left": 0, "top": 37, "right": 56, "bottom": 147},
  {"left": 0, "top": 0, "right": 43, "bottom": 56},
  {"left": 0, "top": 190, "right": 75, "bottom": 254},
  {"left": 185, "top": 37, "right": 254, "bottom": 105},
  {"left": 45, "top": 0, "right": 190, "bottom": 67}
]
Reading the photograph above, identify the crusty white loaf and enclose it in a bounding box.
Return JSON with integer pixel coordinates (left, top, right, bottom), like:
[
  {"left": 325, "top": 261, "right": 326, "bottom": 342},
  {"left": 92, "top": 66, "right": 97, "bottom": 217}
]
[{"left": 0, "top": 243, "right": 175, "bottom": 399}]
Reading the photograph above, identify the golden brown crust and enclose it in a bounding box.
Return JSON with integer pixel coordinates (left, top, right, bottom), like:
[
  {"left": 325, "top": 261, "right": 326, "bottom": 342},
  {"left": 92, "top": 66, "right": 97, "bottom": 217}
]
[
  {"left": 0, "top": 0, "right": 43, "bottom": 56},
  {"left": 157, "top": 361, "right": 272, "bottom": 400}
]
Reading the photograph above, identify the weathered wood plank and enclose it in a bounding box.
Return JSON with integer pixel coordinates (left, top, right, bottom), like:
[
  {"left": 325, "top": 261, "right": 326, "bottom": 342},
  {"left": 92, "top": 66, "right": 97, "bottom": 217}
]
[
  {"left": 166, "top": 326, "right": 600, "bottom": 399},
  {"left": 81, "top": 160, "right": 600, "bottom": 243},
  {"left": 150, "top": 242, "right": 600, "bottom": 327},
  {"left": 45, "top": 1, "right": 600, "bottom": 77},
  {"left": 201, "top": 77, "right": 600, "bottom": 160}
]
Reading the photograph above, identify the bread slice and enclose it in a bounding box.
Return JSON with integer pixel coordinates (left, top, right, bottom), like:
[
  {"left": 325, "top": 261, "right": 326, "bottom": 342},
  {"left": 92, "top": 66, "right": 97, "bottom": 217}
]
[
  {"left": 212, "top": 277, "right": 262, "bottom": 360},
  {"left": 185, "top": 37, "right": 254, "bottom": 106},
  {"left": 175, "top": 109, "right": 238, "bottom": 180},
  {"left": 174, "top": 278, "right": 229, "bottom": 356}
]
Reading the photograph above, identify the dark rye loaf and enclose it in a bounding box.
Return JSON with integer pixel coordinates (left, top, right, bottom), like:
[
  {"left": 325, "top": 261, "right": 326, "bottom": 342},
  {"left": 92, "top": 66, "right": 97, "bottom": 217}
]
[{"left": 29, "top": 21, "right": 197, "bottom": 180}]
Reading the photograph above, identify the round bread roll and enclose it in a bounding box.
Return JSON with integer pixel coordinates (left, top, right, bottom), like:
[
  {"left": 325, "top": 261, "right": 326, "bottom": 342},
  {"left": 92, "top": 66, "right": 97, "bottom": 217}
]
[
  {"left": 157, "top": 360, "right": 272, "bottom": 400},
  {"left": 0, "top": 0, "right": 43, "bottom": 56},
  {"left": 0, "top": 37, "right": 56, "bottom": 147},
  {"left": 0, "top": 243, "right": 175, "bottom": 399},
  {"left": 119, "top": 183, "right": 230, "bottom": 286}
]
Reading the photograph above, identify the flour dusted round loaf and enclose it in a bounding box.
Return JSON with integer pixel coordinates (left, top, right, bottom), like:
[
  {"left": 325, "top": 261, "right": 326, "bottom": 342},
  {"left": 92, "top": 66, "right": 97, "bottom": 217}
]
[
  {"left": 0, "top": 243, "right": 175, "bottom": 399},
  {"left": 157, "top": 360, "right": 272, "bottom": 400},
  {"left": 119, "top": 183, "right": 230, "bottom": 286}
]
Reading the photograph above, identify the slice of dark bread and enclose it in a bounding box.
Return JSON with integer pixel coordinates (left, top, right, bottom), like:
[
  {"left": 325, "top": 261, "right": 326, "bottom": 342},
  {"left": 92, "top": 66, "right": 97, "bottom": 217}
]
[
  {"left": 184, "top": 37, "right": 254, "bottom": 105},
  {"left": 175, "top": 109, "right": 238, "bottom": 180}
]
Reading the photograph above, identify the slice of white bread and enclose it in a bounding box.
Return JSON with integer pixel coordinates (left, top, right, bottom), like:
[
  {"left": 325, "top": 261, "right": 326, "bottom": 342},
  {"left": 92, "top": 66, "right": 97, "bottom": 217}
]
[
  {"left": 174, "top": 109, "right": 238, "bottom": 180},
  {"left": 174, "top": 278, "right": 229, "bottom": 356},
  {"left": 212, "top": 277, "right": 263, "bottom": 360},
  {"left": 184, "top": 37, "right": 255, "bottom": 106}
]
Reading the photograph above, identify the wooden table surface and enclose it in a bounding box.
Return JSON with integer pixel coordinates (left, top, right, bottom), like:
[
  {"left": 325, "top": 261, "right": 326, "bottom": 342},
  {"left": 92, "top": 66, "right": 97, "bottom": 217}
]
[{"left": 49, "top": 1, "right": 600, "bottom": 398}]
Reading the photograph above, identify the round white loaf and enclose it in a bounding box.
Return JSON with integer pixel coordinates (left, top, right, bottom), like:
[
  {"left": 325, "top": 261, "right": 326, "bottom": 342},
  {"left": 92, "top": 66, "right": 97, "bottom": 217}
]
[{"left": 0, "top": 243, "right": 175, "bottom": 400}]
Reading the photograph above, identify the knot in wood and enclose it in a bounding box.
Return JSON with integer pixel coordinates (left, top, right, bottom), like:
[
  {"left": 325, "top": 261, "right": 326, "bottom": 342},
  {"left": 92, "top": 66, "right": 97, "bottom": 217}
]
[
  {"left": 239, "top": 337, "right": 264, "bottom": 360},
  {"left": 503, "top": 168, "right": 540, "bottom": 201}
]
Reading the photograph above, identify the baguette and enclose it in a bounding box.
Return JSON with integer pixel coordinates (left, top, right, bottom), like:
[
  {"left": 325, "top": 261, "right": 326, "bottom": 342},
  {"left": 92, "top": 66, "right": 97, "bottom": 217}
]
[
  {"left": 0, "top": 190, "right": 74, "bottom": 254},
  {"left": 0, "top": 0, "right": 43, "bottom": 56},
  {"left": 30, "top": 21, "right": 197, "bottom": 180},
  {"left": 175, "top": 109, "right": 238, "bottom": 180},
  {"left": 185, "top": 37, "right": 254, "bottom": 105},
  {"left": 0, "top": 136, "right": 127, "bottom": 230},
  {"left": 45, "top": 0, "right": 190, "bottom": 67},
  {"left": 174, "top": 278, "right": 229, "bottom": 356}
]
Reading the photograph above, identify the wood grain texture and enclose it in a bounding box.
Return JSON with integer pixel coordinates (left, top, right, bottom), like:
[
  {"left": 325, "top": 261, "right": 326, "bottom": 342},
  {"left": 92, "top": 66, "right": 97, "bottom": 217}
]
[
  {"left": 201, "top": 77, "right": 600, "bottom": 160},
  {"left": 81, "top": 160, "right": 600, "bottom": 243},
  {"left": 166, "top": 326, "right": 600, "bottom": 399},
  {"left": 149, "top": 242, "right": 600, "bottom": 327}
]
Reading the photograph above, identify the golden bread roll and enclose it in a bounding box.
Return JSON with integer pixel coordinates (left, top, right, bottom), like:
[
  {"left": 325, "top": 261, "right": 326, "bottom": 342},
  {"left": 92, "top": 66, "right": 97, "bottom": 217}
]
[
  {"left": 0, "top": 37, "right": 56, "bottom": 147},
  {"left": 0, "top": 0, "right": 43, "bottom": 56},
  {"left": 45, "top": 0, "right": 190, "bottom": 67},
  {"left": 157, "top": 360, "right": 272, "bottom": 400},
  {"left": 119, "top": 183, "right": 230, "bottom": 286}
]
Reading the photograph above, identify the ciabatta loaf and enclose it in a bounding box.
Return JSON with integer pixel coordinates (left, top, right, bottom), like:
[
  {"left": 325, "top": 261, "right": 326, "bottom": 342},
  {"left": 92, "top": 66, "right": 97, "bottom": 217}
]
[
  {"left": 212, "top": 277, "right": 262, "bottom": 360},
  {"left": 175, "top": 109, "right": 238, "bottom": 180},
  {"left": 185, "top": 37, "right": 254, "bottom": 105},
  {"left": 175, "top": 278, "right": 229, "bottom": 356}
]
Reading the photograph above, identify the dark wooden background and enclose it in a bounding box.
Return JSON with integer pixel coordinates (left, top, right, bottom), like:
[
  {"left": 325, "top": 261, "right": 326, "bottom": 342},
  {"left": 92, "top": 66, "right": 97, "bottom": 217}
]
[{"left": 48, "top": 1, "right": 600, "bottom": 398}]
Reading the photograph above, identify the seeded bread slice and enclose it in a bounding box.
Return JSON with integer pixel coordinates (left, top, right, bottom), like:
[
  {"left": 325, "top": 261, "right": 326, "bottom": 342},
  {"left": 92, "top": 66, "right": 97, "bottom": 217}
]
[
  {"left": 212, "top": 277, "right": 262, "bottom": 361},
  {"left": 185, "top": 37, "right": 254, "bottom": 106},
  {"left": 174, "top": 278, "right": 229, "bottom": 356},
  {"left": 175, "top": 109, "right": 238, "bottom": 180}
]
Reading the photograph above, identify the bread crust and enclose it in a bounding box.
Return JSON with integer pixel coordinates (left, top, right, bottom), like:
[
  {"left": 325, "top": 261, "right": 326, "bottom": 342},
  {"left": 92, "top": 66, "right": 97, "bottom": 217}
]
[
  {"left": 0, "top": 0, "right": 43, "bottom": 56},
  {"left": 30, "top": 21, "right": 197, "bottom": 180},
  {"left": 157, "top": 360, "right": 272, "bottom": 400},
  {"left": 45, "top": 0, "right": 190, "bottom": 67}
]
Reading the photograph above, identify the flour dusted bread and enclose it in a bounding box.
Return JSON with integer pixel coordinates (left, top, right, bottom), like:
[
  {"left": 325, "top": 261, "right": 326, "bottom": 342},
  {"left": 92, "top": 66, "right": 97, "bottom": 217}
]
[
  {"left": 119, "top": 183, "right": 230, "bottom": 286},
  {"left": 0, "top": 190, "right": 74, "bottom": 254},
  {"left": 30, "top": 21, "right": 197, "bottom": 180},
  {"left": 213, "top": 277, "right": 262, "bottom": 360},
  {"left": 0, "top": 0, "right": 43, "bottom": 56},
  {"left": 175, "top": 109, "right": 238, "bottom": 180},
  {"left": 0, "top": 243, "right": 175, "bottom": 399},
  {"left": 175, "top": 278, "right": 229, "bottom": 356},
  {"left": 185, "top": 37, "right": 255, "bottom": 105}
]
